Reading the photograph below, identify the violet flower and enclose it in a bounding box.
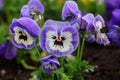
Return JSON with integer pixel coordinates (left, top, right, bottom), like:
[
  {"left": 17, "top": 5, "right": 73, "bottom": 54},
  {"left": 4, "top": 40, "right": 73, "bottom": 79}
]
[
  {"left": 0, "top": 39, "right": 18, "bottom": 60},
  {"left": 41, "top": 55, "right": 60, "bottom": 73},
  {"left": 108, "top": 9, "right": 120, "bottom": 46},
  {"left": 40, "top": 20, "right": 79, "bottom": 57},
  {"left": 93, "top": 15, "right": 110, "bottom": 46},
  {"left": 62, "top": 0, "right": 82, "bottom": 25},
  {"left": 105, "top": 0, "right": 120, "bottom": 19},
  {"left": 82, "top": 14, "right": 110, "bottom": 45},
  {"left": 20, "top": 0, "right": 44, "bottom": 22},
  {"left": 10, "top": 17, "right": 40, "bottom": 50}
]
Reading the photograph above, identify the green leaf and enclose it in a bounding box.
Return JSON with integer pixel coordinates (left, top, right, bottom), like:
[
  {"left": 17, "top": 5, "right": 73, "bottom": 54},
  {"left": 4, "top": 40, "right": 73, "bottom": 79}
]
[{"left": 31, "top": 70, "right": 41, "bottom": 77}]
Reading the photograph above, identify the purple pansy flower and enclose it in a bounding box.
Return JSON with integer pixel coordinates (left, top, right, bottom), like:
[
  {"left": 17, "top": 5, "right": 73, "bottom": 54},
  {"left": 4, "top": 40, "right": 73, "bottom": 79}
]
[
  {"left": 105, "top": 0, "right": 120, "bottom": 19},
  {"left": 93, "top": 15, "right": 110, "bottom": 46},
  {"left": 0, "top": 39, "right": 18, "bottom": 60},
  {"left": 10, "top": 17, "right": 40, "bottom": 50},
  {"left": 108, "top": 9, "right": 120, "bottom": 46},
  {"left": 20, "top": 0, "right": 44, "bottom": 22},
  {"left": 62, "top": 0, "right": 82, "bottom": 25},
  {"left": 82, "top": 14, "right": 110, "bottom": 45},
  {"left": 81, "top": 13, "right": 95, "bottom": 42},
  {"left": 40, "top": 20, "right": 79, "bottom": 57},
  {"left": 41, "top": 55, "right": 60, "bottom": 73}
]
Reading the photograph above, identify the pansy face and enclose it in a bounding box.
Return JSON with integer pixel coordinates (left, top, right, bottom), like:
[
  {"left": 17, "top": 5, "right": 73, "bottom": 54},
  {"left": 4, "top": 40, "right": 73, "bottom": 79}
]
[
  {"left": 46, "top": 31, "right": 72, "bottom": 52},
  {"left": 62, "top": 0, "right": 81, "bottom": 24},
  {"left": 13, "top": 26, "right": 34, "bottom": 48},
  {"left": 10, "top": 17, "right": 40, "bottom": 50},
  {"left": 40, "top": 20, "right": 79, "bottom": 57}
]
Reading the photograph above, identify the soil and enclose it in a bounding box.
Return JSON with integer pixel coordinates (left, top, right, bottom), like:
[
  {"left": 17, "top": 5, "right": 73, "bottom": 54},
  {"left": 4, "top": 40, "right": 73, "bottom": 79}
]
[
  {"left": 0, "top": 43, "right": 120, "bottom": 80},
  {"left": 83, "top": 43, "right": 120, "bottom": 80}
]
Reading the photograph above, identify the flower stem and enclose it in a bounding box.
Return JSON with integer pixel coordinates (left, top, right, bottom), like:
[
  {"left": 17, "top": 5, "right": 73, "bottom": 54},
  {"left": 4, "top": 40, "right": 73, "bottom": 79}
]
[
  {"left": 35, "top": 45, "right": 41, "bottom": 58},
  {"left": 20, "top": 59, "right": 37, "bottom": 70},
  {"left": 52, "top": 72, "right": 54, "bottom": 80},
  {"left": 77, "top": 33, "right": 81, "bottom": 60},
  {"left": 79, "top": 37, "right": 85, "bottom": 62},
  {"left": 77, "top": 39, "right": 81, "bottom": 59}
]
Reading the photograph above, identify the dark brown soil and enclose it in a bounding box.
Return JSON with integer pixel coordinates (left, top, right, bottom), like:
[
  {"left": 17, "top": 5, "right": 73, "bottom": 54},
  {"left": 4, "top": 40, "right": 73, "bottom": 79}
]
[
  {"left": 83, "top": 43, "right": 120, "bottom": 80},
  {"left": 0, "top": 59, "right": 31, "bottom": 80},
  {"left": 0, "top": 43, "right": 120, "bottom": 80}
]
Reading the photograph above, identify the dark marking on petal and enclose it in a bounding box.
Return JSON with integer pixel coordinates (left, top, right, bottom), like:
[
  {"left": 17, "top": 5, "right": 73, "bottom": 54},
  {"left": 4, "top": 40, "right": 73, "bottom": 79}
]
[{"left": 65, "top": 14, "right": 75, "bottom": 21}]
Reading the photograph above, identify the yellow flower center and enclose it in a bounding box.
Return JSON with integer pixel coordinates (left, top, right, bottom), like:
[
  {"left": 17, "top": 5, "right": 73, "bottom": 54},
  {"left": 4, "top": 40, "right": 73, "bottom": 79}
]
[
  {"left": 22, "top": 32, "right": 27, "bottom": 36},
  {"left": 56, "top": 37, "right": 62, "bottom": 42}
]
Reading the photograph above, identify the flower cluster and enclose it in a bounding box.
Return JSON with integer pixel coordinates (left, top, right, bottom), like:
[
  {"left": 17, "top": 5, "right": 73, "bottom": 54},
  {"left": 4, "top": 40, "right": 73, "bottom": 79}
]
[
  {"left": 62, "top": 0, "right": 110, "bottom": 46},
  {"left": 8, "top": 0, "right": 111, "bottom": 75},
  {"left": 9, "top": 0, "right": 79, "bottom": 73}
]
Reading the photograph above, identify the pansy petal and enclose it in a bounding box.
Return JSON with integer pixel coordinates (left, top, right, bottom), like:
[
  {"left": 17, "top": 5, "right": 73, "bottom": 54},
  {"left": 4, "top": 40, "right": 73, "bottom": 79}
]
[
  {"left": 105, "top": 0, "right": 120, "bottom": 19},
  {"left": 16, "top": 17, "right": 40, "bottom": 37},
  {"left": 87, "top": 34, "right": 96, "bottom": 42},
  {"left": 0, "top": 40, "right": 7, "bottom": 56},
  {"left": 82, "top": 13, "right": 94, "bottom": 31},
  {"left": 96, "top": 33, "right": 110, "bottom": 46},
  {"left": 28, "top": 0, "right": 44, "bottom": 14},
  {"left": 93, "top": 15, "right": 105, "bottom": 32},
  {"left": 40, "top": 26, "right": 56, "bottom": 52},
  {"left": 5, "top": 40, "right": 18, "bottom": 60},
  {"left": 20, "top": 5, "right": 33, "bottom": 18},
  {"left": 108, "top": 9, "right": 120, "bottom": 29}
]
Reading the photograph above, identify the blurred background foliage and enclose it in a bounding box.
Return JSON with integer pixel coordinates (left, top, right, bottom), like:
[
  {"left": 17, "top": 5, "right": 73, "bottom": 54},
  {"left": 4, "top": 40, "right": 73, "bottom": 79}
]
[{"left": 0, "top": 0, "right": 105, "bottom": 44}]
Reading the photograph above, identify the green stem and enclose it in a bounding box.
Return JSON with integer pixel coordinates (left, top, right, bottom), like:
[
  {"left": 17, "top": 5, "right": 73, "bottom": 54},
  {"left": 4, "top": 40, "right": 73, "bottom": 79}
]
[
  {"left": 56, "top": 69, "right": 59, "bottom": 79},
  {"left": 52, "top": 72, "right": 54, "bottom": 80},
  {"left": 79, "top": 37, "right": 85, "bottom": 62},
  {"left": 20, "top": 59, "right": 37, "bottom": 70},
  {"left": 77, "top": 33, "right": 81, "bottom": 59},
  {"left": 77, "top": 40, "right": 81, "bottom": 59},
  {"left": 34, "top": 45, "right": 41, "bottom": 58}
]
